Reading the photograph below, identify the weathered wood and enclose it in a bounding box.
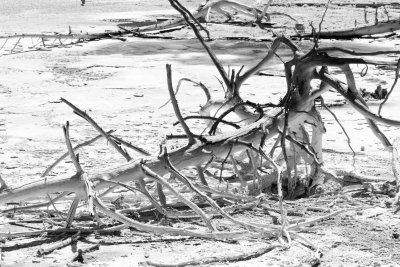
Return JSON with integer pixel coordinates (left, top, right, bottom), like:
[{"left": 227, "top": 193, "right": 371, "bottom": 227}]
[
  {"left": 300, "top": 20, "right": 400, "bottom": 39},
  {"left": 271, "top": 2, "right": 400, "bottom": 8},
  {"left": 37, "top": 231, "right": 81, "bottom": 256}
]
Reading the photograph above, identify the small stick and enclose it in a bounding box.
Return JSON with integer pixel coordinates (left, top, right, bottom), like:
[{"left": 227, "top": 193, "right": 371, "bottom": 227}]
[
  {"left": 0, "top": 38, "right": 8, "bottom": 50},
  {"left": 316, "top": 0, "right": 331, "bottom": 44},
  {"left": 63, "top": 121, "right": 83, "bottom": 174},
  {"left": 166, "top": 64, "right": 195, "bottom": 145},
  {"left": 144, "top": 244, "right": 281, "bottom": 267},
  {"left": 383, "top": 6, "right": 390, "bottom": 22},
  {"left": 10, "top": 37, "right": 21, "bottom": 53},
  {"left": 37, "top": 231, "right": 81, "bottom": 256},
  {"left": 288, "top": 208, "right": 357, "bottom": 230},
  {"left": 320, "top": 97, "right": 356, "bottom": 167},
  {"left": 65, "top": 196, "right": 80, "bottom": 228}
]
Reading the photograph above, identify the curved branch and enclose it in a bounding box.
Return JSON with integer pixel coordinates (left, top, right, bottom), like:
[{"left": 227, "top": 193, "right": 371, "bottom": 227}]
[
  {"left": 209, "top": 101, "right": 263, "bottom": 135},
  {"left": 168, "top": 0, "right": 231, "bottom": 91},
  {"left": 235, "top": 37, "right": 300, "bottom": 90},
  {"left": 159, "top": 78, "right": 211, "bottom": 109},
  {"left": 166, "top": 64, "right": 196, "bottom": 145}
]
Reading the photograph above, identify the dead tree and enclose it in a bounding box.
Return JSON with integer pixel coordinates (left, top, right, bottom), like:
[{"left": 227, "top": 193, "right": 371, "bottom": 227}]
[{"left": 1, "top": 1, "right": 400, "bottom": 261}]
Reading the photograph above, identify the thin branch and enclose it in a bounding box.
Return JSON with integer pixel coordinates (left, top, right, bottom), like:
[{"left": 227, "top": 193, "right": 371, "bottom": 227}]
[
  {"left": 145, "top": 244, "right": 280, "bottom": 267},
  {"left": 110, "top": 135, "right": 151, "bottom": 156},
  {"left": 60, "top": 98, "right": 131, "bottom": 161},
  {"left": 235, "top": 37, "right": 300, "bottom": 90},
  {"left": 65, "top": 196, "right": 80, "bottom": 228},
  {"left": 62, "top": 121, "right": 83, "bottom": 174},
  {"left": 209, "top": 100, "right": 263, "bottom": 135},
  {"left": 175, "top": 115, "right": 241, "bottom": 129},
  {"left": 318, "top": 72, "right": 400, "bottom": 127},
  {"left": 172, "top": 0, "right": 211, "bottom": 40},
  {"left": 320, "top": 97, "right": 356, "bottom": 166},
  {"left": 168, "top": 0, "right": 231, "bottom": 90},
  {"left": 166, "top": 64, "right": 195, "bottom": 145},
  {"left": 141, "top": 161, "right": 216, "bottom": 231},
  {"left": 159, "top": 78, "right": 211, "bottom": 109},
  {"left": 315, "top": 0, "right": 331, "bottom": 46},
  {"left": 47, "top": 193, "right": 66, "bottom": 221}
]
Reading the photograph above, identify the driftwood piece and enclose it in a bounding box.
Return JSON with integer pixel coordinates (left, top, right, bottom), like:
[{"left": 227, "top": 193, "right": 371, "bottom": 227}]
[
  {"left": 300, "top": 19, "right": 400, "bottom": 39},
  {"left": 37, "top": 231, "right": 81, "bottom": 256},
  {"left": 271, "top": 2, "right": 400, "bottom": 9}
]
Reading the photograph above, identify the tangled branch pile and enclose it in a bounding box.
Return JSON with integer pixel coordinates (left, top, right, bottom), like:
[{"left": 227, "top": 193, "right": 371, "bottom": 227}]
[{"left": 1, "top": 0, "right": 400, "bottom": 265}]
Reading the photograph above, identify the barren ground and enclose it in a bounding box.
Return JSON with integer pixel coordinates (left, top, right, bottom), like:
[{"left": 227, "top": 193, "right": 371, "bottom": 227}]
[{"left": 1, "top": 1, "right": 400, "bottom": 266}]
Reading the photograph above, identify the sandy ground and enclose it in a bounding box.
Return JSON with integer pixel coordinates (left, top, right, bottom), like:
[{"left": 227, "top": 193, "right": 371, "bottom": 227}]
[{"left": 1, "top": 1, "right": 400, "bottom": 266}]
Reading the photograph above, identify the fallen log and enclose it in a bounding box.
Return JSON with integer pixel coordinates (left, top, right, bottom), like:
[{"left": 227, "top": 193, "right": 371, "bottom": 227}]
[
  {"left": 299, "top": 19, "right": 400, "bottom": 39},
  {"left": 271, "top": 2, "right": 400, "bottom": 9}
]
